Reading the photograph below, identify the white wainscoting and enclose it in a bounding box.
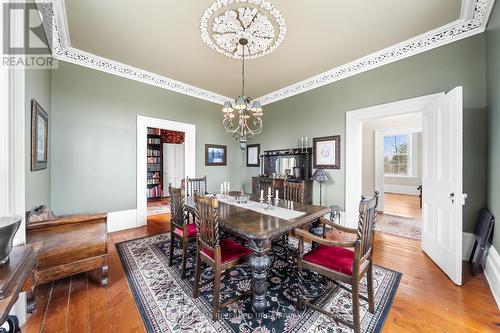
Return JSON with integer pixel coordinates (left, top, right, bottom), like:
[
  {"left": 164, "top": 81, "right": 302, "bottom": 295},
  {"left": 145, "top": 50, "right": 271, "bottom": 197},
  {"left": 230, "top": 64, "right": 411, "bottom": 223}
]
[
  {"left": 384, "top": 185, "right": 420, "bottom": 196},
  {"left": 462, "top": 231, "right": 500, "bottom": 310},
  {"left": 107, "top": 209, "right": 138, "bottom": 233}
]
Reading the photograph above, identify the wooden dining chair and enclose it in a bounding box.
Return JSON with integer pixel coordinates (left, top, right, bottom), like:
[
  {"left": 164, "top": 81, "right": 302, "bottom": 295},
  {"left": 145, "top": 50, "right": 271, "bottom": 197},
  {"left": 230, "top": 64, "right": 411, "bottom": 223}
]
[
  {"left": 168, "top": 185, "right": 198, "bottom": 279},
  {"left": 186, "top": 176, "right": 208, "bottom": 197},
  {"left": 193, "top": 194, "right": 252, "bottom": 321},
  {"left": 274, "top": 181, "right": 306, "bottom": 261},
  {"left": 284, "top": 181, "right": 305, "bottom": 203},
  {"left": 294, "top": 192, "right": 379, "bottom": 333},
  {"left": 256, "top": 176, "right": 273, "bottom": 195}
]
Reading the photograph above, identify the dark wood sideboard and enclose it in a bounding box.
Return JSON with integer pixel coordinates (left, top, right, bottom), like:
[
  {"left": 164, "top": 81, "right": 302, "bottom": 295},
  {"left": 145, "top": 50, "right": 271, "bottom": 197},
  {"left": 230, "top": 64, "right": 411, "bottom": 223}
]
[{"left": 251, "top": 147, "right": 313, "bottom": 204}]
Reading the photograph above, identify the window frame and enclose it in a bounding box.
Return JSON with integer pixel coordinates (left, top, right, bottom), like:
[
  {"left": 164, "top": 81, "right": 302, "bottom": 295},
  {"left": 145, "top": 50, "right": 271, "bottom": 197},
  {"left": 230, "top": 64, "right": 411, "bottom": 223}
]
[{"left": 383, "top": 132, "right": 413, "bottom": 177}]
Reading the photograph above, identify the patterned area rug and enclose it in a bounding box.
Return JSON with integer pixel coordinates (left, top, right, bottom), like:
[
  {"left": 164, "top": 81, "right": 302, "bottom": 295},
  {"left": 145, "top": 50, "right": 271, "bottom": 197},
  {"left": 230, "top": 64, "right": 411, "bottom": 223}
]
[
  {"left": 375, "top": 214, "right": 421, "bottom": 240},
  {"left": 116, "top": 234, "right": 401, "bottom": 333}
]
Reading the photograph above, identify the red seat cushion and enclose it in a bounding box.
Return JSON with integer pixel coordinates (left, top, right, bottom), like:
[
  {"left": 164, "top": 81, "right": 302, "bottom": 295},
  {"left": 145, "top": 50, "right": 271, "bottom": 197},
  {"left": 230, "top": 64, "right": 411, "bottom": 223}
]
[
  {"left": 174, "top": 223, "right": 198, "bottom": 238},
  {"left": 303, "top": 244, "right": 355, "bottom": 275},
  {"left": 202, "top": 238, "right": 252, "bottom": 264}
]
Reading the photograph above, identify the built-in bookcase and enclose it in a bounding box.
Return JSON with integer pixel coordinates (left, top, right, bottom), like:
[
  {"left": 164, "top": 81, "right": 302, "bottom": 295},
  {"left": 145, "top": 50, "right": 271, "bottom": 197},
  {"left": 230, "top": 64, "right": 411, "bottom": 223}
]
[{"left": 147, "top": 128, "right": 162, "bottom": 200}]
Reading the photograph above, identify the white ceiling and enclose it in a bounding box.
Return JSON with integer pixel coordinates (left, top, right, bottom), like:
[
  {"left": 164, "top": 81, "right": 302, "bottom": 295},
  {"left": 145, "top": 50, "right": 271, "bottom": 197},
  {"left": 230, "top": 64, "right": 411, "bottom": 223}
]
[{"left": 64, "top": 0, "right": 462, "bottom": 99}]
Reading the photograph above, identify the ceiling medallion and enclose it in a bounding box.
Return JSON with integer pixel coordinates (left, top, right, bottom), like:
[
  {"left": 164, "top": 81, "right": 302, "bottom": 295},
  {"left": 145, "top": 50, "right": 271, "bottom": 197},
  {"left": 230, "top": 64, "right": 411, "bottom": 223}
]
[{"left": 200, "top": 0, "right": 287, "bottom": 60}]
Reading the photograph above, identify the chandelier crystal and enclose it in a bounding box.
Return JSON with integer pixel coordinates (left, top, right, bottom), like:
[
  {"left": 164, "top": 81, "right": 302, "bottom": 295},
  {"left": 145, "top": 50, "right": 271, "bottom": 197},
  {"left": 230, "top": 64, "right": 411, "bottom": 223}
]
[{"left": 222, "top": 38, "right": 263, "bottom": 150}]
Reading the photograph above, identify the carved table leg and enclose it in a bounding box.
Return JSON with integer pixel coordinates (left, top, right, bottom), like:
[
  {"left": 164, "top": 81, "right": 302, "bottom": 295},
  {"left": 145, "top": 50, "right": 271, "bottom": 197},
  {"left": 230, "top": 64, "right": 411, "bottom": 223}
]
[{"left": 249, "top": 240, "right": 271, "bottom": 313}]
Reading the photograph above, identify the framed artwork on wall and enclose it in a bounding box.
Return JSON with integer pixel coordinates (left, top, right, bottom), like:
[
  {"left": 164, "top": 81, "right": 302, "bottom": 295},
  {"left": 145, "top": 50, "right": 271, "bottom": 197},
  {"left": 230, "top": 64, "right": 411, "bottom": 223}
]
[
  {"left": 31, "top": 99, "right": 48, "bottom": 171},
  {"left": 246, "top": 144, "right": 260, "bottom": 167},
  {"left": 205, "top": 144, "right": 227, "bottom": 166},
  {"left": 313, "top": 135, "right": 341, "bottom": 169}
]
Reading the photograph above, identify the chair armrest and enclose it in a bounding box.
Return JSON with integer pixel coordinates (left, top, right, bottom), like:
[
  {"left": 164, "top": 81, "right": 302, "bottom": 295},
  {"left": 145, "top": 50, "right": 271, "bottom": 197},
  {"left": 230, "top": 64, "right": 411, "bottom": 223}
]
[
  {"left": 26, "top": 213, "right": 107, "bottom": 231},
  {"left": 294, "top": 228, "right": 357, "bottom": 248},
  {"left": 319, "top": 217, "right": 358, "bottom": 234}
]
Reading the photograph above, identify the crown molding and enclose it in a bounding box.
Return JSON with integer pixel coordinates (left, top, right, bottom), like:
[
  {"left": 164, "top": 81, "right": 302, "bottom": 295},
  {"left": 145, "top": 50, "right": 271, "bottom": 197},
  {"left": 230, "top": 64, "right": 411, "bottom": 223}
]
[
  {"left": 37, "top": 0, "right": 495, "bottom": 106},
  {"left": 36, "top": 0, "right": 231, "bottom": 105},
  {"left": 256, "top": 0, "right": 495, "bottom": 105}
]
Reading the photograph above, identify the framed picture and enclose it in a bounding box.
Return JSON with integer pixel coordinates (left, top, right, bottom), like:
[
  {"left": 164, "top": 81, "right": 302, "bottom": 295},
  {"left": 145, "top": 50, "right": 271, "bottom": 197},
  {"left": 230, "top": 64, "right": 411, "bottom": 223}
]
[
  {"left": 31, "top": 99, "right": 48, "bottom": 171},
  {"left": 205, "top": 144, "right": 227, "bottom": 166},
  {"left": 246, "top": 144, "right": 260, "bottom": 167},
  {"left": 313, "top": 135, "right": 341, "bottom": 169}
]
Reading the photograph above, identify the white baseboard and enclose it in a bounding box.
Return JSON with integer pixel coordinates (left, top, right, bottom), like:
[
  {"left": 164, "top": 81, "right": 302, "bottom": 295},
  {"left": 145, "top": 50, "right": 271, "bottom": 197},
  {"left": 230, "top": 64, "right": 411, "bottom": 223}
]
[
  {"left": 107, "top": 209, "right": 138, "bottom": 233},
  {"left": 462, "top": 232, "right": 475, "bottom": 261},
  {"left": 384, "top": 184, "right": 419, "bottom": 196},
  {"left": 462, "top": 231, "right": 500, "bottom": 310},
  {"left": 484, "top": 245, "right": 500, "bottom": 310}
]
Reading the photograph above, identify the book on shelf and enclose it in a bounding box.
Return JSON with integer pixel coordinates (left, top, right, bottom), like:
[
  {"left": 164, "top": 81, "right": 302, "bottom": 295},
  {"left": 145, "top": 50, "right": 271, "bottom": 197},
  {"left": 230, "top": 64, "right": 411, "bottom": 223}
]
[
  {"left": 147, "top": 128, "right": 161, "bottom": 135},
  {"left": 147, "top": 184, "right": 162, "bottom": 198},
  {"left": 147, "top": 138, "right": 161, "bottom": 145}
]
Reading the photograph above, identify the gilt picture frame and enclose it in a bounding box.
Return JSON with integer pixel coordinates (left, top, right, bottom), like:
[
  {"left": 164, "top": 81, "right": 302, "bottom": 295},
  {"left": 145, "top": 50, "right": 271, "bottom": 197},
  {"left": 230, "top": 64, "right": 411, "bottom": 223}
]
[
  {"left": 246, "top": 144, "right": 260, "bottom": 167},
  {"left": 313, "top": 135, "right": 341, "bottom": 169},
  {"left": 31, "top": 99, "right": 48, "bottom": 171},
  {"left": 205, "top": 144, "right": 227, "bottom": 166}
]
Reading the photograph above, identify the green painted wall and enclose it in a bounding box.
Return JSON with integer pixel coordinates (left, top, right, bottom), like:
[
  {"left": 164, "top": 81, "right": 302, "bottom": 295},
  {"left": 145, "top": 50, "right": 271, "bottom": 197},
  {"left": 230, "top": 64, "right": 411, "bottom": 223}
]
[
  {"left": 246, "top": 34, "right": 486, "bottom": 233},
  {"left": 25, "top": 68, "right": 52, "bottom": 210},
  {"left": 487, "top": 1, "right": 500, "bottom": 250},
  {"left": 51, "top": 62, "right": 242, "bottom": 215}
]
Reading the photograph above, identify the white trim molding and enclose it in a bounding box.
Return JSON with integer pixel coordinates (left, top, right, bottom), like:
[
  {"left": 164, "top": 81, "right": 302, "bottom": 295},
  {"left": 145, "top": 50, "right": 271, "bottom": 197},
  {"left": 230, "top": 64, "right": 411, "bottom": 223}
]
[
  {"left": 257, "top": 0, "right": 495, "bottom": 105},
  {"left": 107, "top": 209, "right": 138, "bottom": 233},
  {"left": 36, "top": 0, "right": 495, "bottom": 106},
  {"left": 345, "top": 92, "right": 443, "bottom": 227},
  {"left": 484, "top": 245, "right": 500, "bottom": 309},
  {"left": 383, "top": 185, "right": 420, "bottom": 196},
  {"left": 136, "top": 116, "right": 196, "bottom": 227}
]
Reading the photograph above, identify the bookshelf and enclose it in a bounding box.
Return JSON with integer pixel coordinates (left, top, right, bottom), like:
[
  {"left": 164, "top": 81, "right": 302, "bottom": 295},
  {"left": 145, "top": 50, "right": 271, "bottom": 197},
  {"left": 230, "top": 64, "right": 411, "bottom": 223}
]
[{"left": 147, "top": 128, "right": 163, "bottom": 200}]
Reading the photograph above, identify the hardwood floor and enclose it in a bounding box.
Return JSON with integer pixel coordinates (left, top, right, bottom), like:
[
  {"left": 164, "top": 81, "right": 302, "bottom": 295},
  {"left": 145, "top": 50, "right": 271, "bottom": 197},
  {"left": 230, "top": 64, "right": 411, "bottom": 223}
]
[
  {"left": 23, "top": 217, "right": 500, "bottom": 332},
  {"left": 383, "top": 193, "right": 422, "bottom": 219}
]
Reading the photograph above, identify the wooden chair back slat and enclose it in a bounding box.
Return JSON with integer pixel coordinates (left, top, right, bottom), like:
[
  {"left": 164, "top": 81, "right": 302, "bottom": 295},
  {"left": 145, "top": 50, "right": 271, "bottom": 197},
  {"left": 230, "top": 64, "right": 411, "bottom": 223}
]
[
  {"left": 195, "top": 195, "right": 220, "bottom": 251},
  {"left": 169, "top": 184, "right": 186, "bottom": 230},
  {"left": 356, "top": 192, "right": 379, "bottom": 259},
  {"left": 284, "top": 181, "right": 305, "bottom": 203},
  {"left": 186, "top": 176, "right": 208, "bottom": 196}
]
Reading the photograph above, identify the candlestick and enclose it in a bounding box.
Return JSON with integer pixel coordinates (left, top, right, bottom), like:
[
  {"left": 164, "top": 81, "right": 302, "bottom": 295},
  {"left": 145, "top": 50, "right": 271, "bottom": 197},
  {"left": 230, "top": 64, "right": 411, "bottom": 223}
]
[
  {"left": 275, "top": 189, "right": 279, "bottom": 198},
  {"left": 268, "top": 187, "right": 271, "bottom": 197},
  {"left": 260, "top": 189, "right": 264, "bottom": 200},
  {"left": 220, "top": 183, "right": 224, "bottom": 194}
]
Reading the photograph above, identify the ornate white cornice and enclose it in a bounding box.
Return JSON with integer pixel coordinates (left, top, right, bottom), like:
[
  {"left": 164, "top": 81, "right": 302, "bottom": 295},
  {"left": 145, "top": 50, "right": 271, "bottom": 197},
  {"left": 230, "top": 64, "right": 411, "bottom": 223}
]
[
  {"left": 257, "top": 0, "right": 496, "bottom": 105},
  {"left": 37, "top": 0, "right": 495, "bottom": 106},
  {"left": 36, "top": 0, "right": 231, "bottom": 105}
]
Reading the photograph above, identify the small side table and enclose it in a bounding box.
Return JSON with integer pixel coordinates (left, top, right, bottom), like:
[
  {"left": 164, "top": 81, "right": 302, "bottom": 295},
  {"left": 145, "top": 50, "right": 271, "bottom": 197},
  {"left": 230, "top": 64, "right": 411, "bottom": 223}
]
[{"left": 0, "top": 245, "right": 37, "bottom": 332}]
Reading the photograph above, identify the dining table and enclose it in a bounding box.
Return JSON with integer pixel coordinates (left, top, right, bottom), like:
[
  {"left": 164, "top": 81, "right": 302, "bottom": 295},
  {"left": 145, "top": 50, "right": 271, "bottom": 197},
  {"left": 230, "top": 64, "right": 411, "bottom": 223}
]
[{"left": 185, "top": 193, "right": 330, "bottom": 313}]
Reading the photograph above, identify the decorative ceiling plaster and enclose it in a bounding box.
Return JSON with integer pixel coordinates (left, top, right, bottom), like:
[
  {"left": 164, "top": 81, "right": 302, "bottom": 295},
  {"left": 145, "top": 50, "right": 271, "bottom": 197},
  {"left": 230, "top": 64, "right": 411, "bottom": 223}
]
[
  {"left": 37, "top": 0, "right": 494, "bottom": 106},
  {"left": 200, "top": 0, "right": 287, "bottom": 60}
]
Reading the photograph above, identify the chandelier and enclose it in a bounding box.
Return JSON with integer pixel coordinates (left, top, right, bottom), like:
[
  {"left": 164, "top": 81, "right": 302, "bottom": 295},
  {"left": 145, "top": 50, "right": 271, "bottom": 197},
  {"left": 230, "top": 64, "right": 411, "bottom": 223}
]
[{"left": 222, "top": 38, "right": 263, "bottom": 150}]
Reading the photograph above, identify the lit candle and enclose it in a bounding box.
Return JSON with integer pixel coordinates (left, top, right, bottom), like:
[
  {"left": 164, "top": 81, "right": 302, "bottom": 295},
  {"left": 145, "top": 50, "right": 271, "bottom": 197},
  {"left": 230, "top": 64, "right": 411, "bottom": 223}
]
[{"left": 260, "top": 190, "right": 264, "bottom": 200}]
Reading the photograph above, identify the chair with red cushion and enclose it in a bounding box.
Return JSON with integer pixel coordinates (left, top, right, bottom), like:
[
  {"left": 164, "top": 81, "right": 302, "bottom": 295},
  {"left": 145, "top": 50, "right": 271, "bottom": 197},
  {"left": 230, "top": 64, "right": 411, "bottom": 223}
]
[
  {"left": 193, "top": 194, "right": 252, "bottom": 321},
  {"left": 295, "top": 192, "right": 379, "bottom": 333},
  {"left": 168, "top": 185, "right": 197, "bottom": 279}
]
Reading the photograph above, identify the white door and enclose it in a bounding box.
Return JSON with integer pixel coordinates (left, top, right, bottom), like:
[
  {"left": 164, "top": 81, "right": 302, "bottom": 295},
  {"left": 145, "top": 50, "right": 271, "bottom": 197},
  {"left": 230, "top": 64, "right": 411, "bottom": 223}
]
[
  {"left": 421, "top": 87, "right": 464, "bottom": 285},
  {"left": 163, "top": 143, "right": 185, "bottom": 196}
]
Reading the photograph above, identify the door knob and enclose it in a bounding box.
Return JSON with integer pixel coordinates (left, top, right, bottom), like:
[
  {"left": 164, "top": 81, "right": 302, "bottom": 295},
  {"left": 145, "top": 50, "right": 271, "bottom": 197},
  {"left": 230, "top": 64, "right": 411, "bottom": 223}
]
[{"left": 449, "top": 192, "right": 455, "bottom": 204}]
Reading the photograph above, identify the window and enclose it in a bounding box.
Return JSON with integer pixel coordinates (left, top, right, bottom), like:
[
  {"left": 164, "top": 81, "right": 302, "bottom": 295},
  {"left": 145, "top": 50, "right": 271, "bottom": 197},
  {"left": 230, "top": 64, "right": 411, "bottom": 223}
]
[{"left": 384, "top": 134, "right": 410, "bottom": 176}]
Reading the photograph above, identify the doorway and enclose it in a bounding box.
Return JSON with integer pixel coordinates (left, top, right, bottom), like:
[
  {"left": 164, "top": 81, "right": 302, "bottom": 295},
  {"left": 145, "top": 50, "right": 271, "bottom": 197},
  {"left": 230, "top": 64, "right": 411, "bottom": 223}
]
[
  {"left": 136, "top": 116, "right": 196, "bottom": 228},
  {"left": 146, "top": 127, "right": 186, "bottom": 224},
  {"left": 361, "top": 113, "right": 423, "bottom": 240},
  {"left": 346, "top": 89, "right": 465, "bottom": 285}
]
